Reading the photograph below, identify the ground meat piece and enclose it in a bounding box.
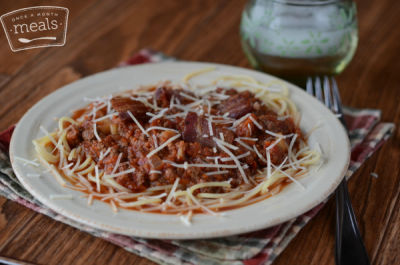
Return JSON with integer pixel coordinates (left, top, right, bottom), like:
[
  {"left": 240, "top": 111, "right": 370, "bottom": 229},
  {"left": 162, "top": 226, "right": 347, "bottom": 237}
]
[
  {"left": 264, "top": 139, "right": 288, "bottom": 165},
  {"left": 183, "top": 166, "right": 203, "bottom": 186},
  {"left": 82, "top": 141, "right": 101, "bottom": 161},
  {"left": 111, "top": 97, "right": 150, "bottom": 121},
  {"left": 219, "top": 91, "right": 253, "bottom": 119},
  {"left": 218, "top": 128, "right": 235, "bottom": 143},
  {"left": 115, "top": 162, "right": 147, "bottom": 191},
  {"left": 81, "top": 120, "right": 95, "bottom": 141},
  {"left": 176, "top": 141, "right": 186, "bottom": 161},
  {"left": 133, "top": 171, "right": 147, "bottom": 189},
  {"left": 155, "top": 87, "right": 172, "bottom": 107},
  {"left": 160, "top": 130, "right": 177, "bottom": 143},
  {"left": 83, "top": 134, "right": 130, "bottom": 165},
  {"left": 149, "top": 172, "right": 160, "bottom": 181},
  {"left": 183, "top": 112, "right": 197, "bottom": 142},
  {"left": 117, "top": 112, "right": 131, "bottom": 124},
  {"left": 66, "top": 125, "right": 80, "bottom": 147},
  {"left": 148, "top": 154, "right": 163, "bottom": 170},
  {"left": 164, "top": 168, "right": 178, "bottom": 184},
  {"left": 102, "top": 152, "right": 120, "bottom": 174},
  {"left": 185, "top": 142, "right": 201, "bottom": 157},
  {"left": 127, "top": 137, "right": 151, "bottom": 160},
  {"left": 259, "top": 114, "right": 295, "bottom": 135},
  {"left": 182, "top": 112, "right": 215, "bottom": 147},
  {"left": 235, "top": 114, "right": 256, "bottom": 137},
  {"left": 155, "top": 87, "right": 197, "bottom": 107}
]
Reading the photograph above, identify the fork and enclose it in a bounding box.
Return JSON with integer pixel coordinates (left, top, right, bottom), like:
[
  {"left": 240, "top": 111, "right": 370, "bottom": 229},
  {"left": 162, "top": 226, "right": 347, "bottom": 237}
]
[{"left": 306, "top": 77, "right": 371, "bottom": 265}]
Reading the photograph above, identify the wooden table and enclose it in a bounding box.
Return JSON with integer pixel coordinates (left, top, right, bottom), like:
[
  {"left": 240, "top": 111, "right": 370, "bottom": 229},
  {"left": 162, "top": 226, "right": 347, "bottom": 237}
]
[{"left": 0, "top": 0, "right": 398, "bottom": 264}]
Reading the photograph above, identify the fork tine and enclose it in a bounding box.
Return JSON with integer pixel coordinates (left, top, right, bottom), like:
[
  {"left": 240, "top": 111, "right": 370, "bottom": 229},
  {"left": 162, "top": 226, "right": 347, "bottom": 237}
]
[
  {"left": 323, "top": 76, "right": 332, "bottom": 109},
  {"left": 331, "top": 77, "right": 343, "bottom": 114},
  {"left": 306, "top": 77, "right": 313, "bottom": 95},
  {"left": 315, "top": 77, "right": 323, "bottom": 102}
]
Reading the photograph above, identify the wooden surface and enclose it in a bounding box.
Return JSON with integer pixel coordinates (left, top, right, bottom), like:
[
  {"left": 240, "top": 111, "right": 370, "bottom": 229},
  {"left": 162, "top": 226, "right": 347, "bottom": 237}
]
[{"left": 0, "top": 0, "right": 399, "bottom": 264}]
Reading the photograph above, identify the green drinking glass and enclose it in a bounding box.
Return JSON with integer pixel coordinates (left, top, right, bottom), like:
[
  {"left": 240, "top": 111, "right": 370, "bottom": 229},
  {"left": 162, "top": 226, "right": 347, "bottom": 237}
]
[{"left": 240, "top": 0, "right": 358, "bottom": 87}]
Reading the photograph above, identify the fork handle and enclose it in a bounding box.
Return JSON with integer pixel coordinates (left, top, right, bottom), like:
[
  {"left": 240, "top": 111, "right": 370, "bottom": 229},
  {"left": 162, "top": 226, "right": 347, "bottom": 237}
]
[{"left": 335, "top": 179, "right": 371, "bottom": 265}]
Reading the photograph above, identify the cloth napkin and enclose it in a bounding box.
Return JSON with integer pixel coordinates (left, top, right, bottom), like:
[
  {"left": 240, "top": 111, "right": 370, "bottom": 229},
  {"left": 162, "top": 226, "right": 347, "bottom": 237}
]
[{"left": 0, "top": 49, "right": 394, "bottom": 265}]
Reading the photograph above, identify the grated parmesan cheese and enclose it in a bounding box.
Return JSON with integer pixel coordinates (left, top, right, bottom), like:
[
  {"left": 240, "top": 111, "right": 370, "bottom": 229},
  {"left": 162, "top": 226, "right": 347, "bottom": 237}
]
[
  {"left": 214, "top": 138, "right": 249, "bottom": 184},
  {"left": 213, "top": 137, "right": 238, "bottom": 150},
  {"left": 127, "top": 110, "right": 149, "bottom": 137},
  {"left": 220, "top": 151, "right": 250, "bottom": 162},
  {"left": 206, "top": 170, "right": 229, "bottom": 176},
  {"left": 93, "top": 123, "right": 101, "bottom": 141},
  {"left": 146, "top": 126, "right": 179, "bottom": 133},
  {"left": 14, "top": 156, "right": 40, "bottom": 167},
  {"left": 249, "top": 115, "right": 263, "bottom": 130},
  {"left": 146, "top": 133, "right": 181, "bottom": 158},
  {"left": 163, "top": 160, "right": 238, "bottom": 169}
]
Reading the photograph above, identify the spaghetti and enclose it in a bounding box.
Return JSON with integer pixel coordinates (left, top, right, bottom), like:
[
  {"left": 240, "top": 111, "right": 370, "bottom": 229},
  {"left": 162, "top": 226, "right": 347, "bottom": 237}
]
[{"left": 33, "top": 69, "right": 321, "bottom": 223}]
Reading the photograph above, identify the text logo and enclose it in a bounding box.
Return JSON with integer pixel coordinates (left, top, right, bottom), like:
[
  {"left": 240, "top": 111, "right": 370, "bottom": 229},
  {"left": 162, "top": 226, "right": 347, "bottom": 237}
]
[{"left": 0, "top": 6, "right": 69, "bottom": 52}]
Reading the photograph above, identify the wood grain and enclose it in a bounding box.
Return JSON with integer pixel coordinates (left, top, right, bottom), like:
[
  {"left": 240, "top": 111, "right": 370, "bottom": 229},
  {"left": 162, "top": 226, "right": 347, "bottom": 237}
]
[{"left": 0, "top": 0, "right": 398, "bottom": 264}]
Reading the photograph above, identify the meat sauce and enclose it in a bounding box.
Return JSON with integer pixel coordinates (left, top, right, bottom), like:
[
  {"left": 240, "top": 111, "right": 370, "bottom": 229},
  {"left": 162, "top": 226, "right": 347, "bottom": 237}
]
[{"left": 65, "top": 87, "right": 302, "bottom": 194}]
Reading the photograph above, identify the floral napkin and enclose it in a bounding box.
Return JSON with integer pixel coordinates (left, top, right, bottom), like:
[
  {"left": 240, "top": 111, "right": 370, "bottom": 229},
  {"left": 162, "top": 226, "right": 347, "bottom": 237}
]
[{"left": 0, "top": 49, "right": 394, "bottom": 265}]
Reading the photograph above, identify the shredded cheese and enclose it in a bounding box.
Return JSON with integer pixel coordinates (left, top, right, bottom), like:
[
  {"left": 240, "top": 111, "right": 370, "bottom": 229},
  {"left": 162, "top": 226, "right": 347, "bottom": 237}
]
[
  {"left": 165, "top": 177, "right": 180, "bottom": 205},
  {"left": 146, "top": 133, "right": 181, "bottom": 158},
  {"left": 232, "top": 113, "right": 252, "bottom": 128},
  {"left": 186, "top": 188, "right": 218, "bottom": 216},
  {"left": 95, "top": 165, "right": 100, "bottom": 192},
  {"left": 93, "top": 123, "right": 101, "bottom": 141},
  {"left": 266, "top": 137, "right": 283, "bottom": 151},
  {"left": 111, "top": 153, "right": 123, "bottom": 175},
  {"left": 149, "top": 108, "right": 169, "bottom": 122},
  {"left": 266, "top": 149, "right": 272, "bottom": 178},
  {"left": 110, "top": 200, "right": 118, "bottom": 213},
  {"left": 93, "top": 112, "right": 118, "bottom": 122},
  {"left": 234, "top": 138, "right": 254, "bottom": 152},
  {"left": 152, "top": 134, "right": 158, "bottom": 148},
  {"left": 213, "top": 137, "right": 239, "bottom": 150},
  {"left": 180, "top": 92, "right": 198, "bottom": 101},
  {"left": 87, "top": 194, "right": 94, "bottom": 205},
  {"left": 238, "top": 137, "right": 258, "bottom": 141},
  {"left": 99, "top": 147, "right": 111, "bottom": 161},
  {"left": 146, "top": 126, "right": 179, "bottom": 133},
  {"left": 206, "top": 170, "right": 229, "bottom": 176},
  {"left": 180, "top": 211, "right": 193, "bottom": 226},
  {"left": 208, "top": 116, "right": 214, "bottom": 136},
  {"left": 253, "top": 145, "right": 268, "bottom": 163},
  {"left": 163, "top": 160, "right": 239, "bottom": 169},
  {"left": 214, "top": 138, "right": 249, "bottom": 184},
  {"left": 105, "top": 168, "right": 136, "bottom": 179},
  {"left": 127, "top": 110, "right": 149, "bottom": 137},
  {"left": 249, "top": 115, "right": 263, "bottom": 130},
  {"left": 220, "top": 151, "right": 250, "bottom": 162},
  {"left": 265, "top": 130, "right": 294, "bottom": 139}
]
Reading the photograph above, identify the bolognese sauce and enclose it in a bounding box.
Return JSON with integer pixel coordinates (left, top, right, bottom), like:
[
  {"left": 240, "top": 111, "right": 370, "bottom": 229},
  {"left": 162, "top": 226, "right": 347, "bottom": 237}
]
[{"left": 65, "top": 86, "right": 301, "bottom": 193}]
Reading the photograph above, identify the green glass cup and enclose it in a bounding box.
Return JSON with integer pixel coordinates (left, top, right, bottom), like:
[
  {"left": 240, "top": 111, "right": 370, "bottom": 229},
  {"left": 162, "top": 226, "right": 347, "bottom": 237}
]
[{"left": 240, "top": 0, "right": 358, "bottom": 87}]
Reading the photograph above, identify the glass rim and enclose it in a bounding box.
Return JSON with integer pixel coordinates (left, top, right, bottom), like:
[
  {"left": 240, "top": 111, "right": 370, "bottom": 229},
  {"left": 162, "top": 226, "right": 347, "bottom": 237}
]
[{"left": 272, "top": 0, "right": 345, "bottom": 6}]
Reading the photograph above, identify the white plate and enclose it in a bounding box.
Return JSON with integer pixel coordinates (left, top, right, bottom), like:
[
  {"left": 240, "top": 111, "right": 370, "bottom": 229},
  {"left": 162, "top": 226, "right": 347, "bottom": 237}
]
[{"left": 10, "top": 62, "right": 350, "bottom": 239}]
